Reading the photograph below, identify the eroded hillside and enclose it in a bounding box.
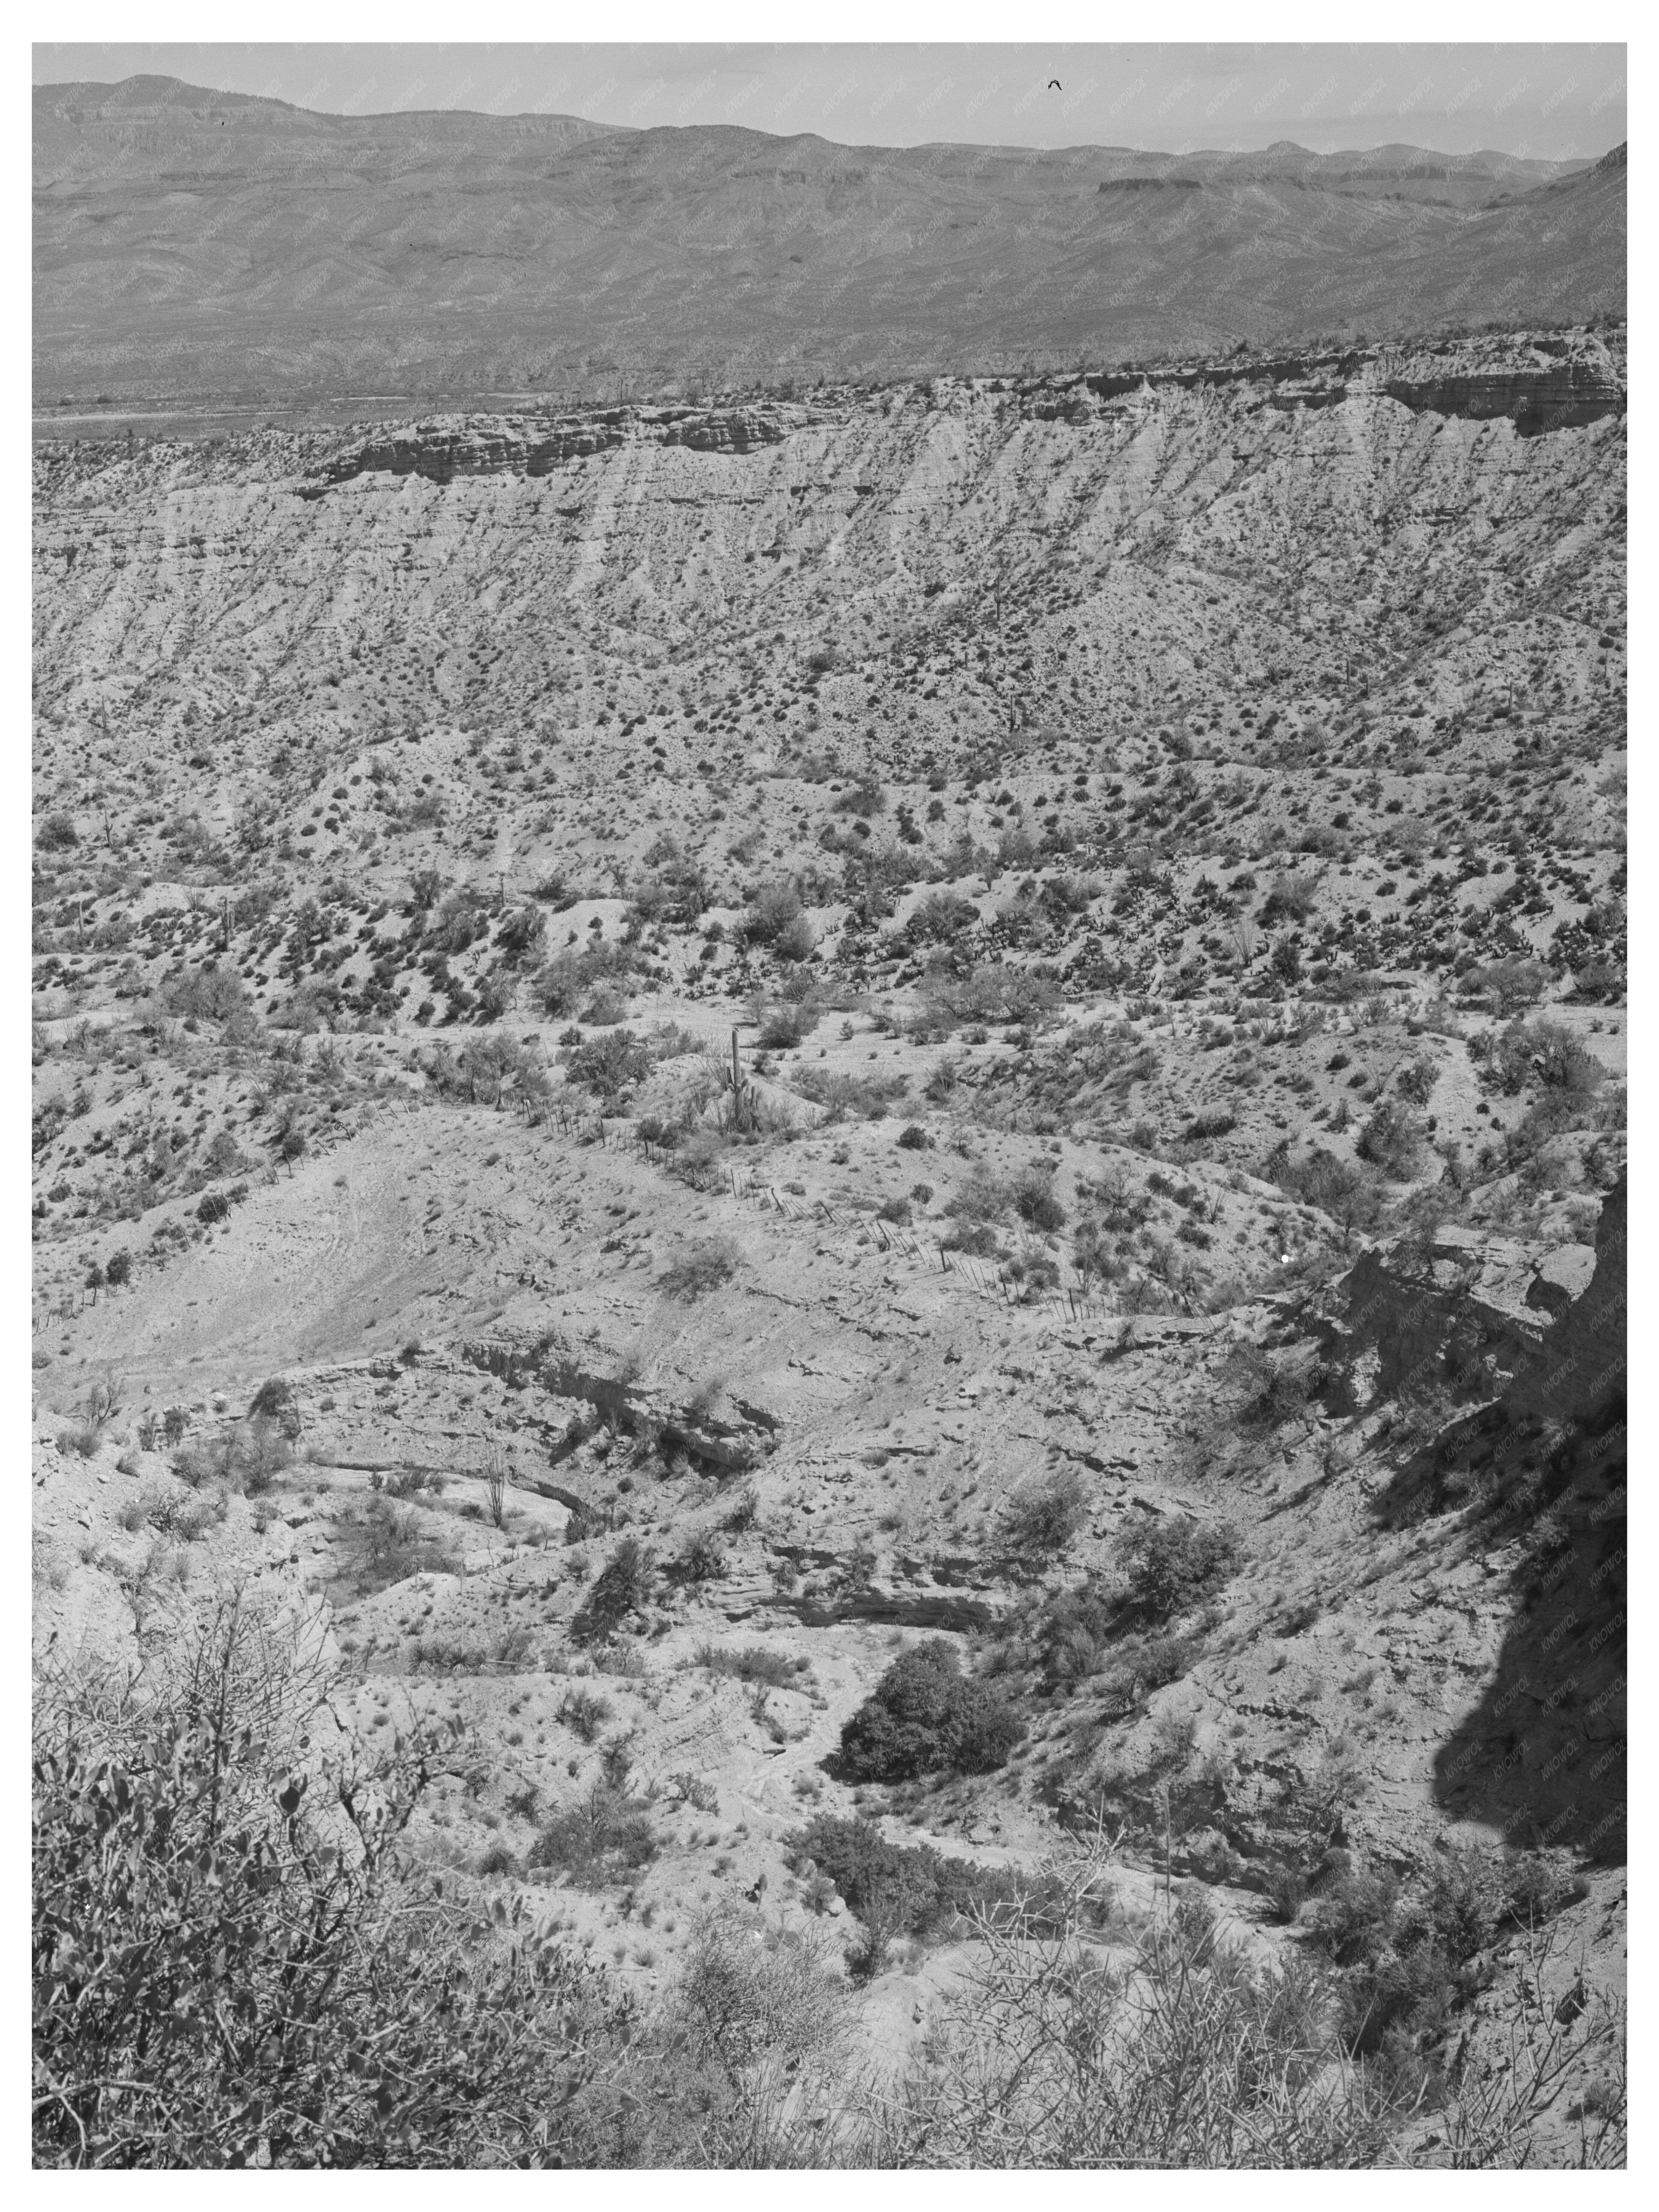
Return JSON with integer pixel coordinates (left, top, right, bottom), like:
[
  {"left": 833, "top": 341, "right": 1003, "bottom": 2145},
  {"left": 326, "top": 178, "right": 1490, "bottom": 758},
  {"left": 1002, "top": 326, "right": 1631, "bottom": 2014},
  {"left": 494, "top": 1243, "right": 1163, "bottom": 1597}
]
[{"left": 33, "top": 328, "right": 1626, "bottom": 2164}]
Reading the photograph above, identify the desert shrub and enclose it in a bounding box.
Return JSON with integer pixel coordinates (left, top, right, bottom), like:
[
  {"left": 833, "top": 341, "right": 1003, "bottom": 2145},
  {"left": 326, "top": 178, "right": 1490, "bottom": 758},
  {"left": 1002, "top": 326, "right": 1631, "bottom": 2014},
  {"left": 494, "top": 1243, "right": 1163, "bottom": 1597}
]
[
  {"left": 896, "top": 1123, "right": 929, "bottom": 1150},
  {"left": 657, "top": 1237, "right": 739, "bottom": 1300},
  {"left": 945, "top": 1165, "right": 1012, "bottom": 1224},
  {"left": 1395, "top": 1055, "right": 1438, "bottom": 1105},
  {"left": 1185, "top": 1109, "right": 1236, "bottom": 1141},
  {"left": 1355, "top": 1098, "right": 1424, "bottom": 1179},
  {"left": 1002, "top": 1468, "right": 1089, "bottom": 1554},
  {"left": 833, "top": 780, "right": 886, "bottom": 816},
  {"left": 1304, "top": 1837, "right": 1594, "bottom": 2066},
  {"left": 428, "top": 886, "right": 489, "bottom": 955},
  {"left": 679, "top": 1530, "right": 726, "bottom": 1584},
  {"left": 864, "top": 1876, "right": 1393, "bottom": 2168},
  {"left": 557, "top": 1687, "right": 613, "bottom": 1743},
  {"left": 534, "top": 941, "right": 638, "bottom": 1019},
  {"left": 791, "top": 1066, "right": 910, "bottom": 1119},
  {"left": 1011, "top": 1164, "right": 1066, "bottom": 1232},
  {"left": 1117, "top": 1516, "right": 1239, "bottom": 1623},
  {"left": 166, "top": 965, "right": 249, "bottom": 1024},
  {"left": 1221, "top": 1342, "right": 1315, "bottom": 1429},
  {"left": 834, "top": 1639, "right": 1024, "bottom": 1782},
  {"left": 722, "top": 1484, "right": 759, "bottom": 1532},
  {"left": 1265, "top": 1861, "right": 1309, "bottom": 1925},
  {"left": 32, "top": 1593, "right": 627, "bottom": 2169},
  {"left": 1270, "top": 1148, "right": 1382, "bottom": 1240},
  {"left": 663, "top": 1770, "right": 720, "bottom": 1813},
  {"left": 752, "top": 996, "right": 820, "bottom": 1049},
  {"left": 1028, "top": 1573, "right": 1123, "bottom": 1687},
  {"left": 528, "top": 1782, "right": 657, "bottom": 1885},
  {"left": 1464, "top": 957, "right": 1551, "bottom": 1016},
  {"left": 577, "top": 986, "right": 630, "bottom": 1027},
  {"left": 1038, "top": 872, "right": 1100, "bottom": 918},
  {"left": 569, "top": 1537, "right": 654, "bottom": 1644},
  {"left": 741, "top": 881, "right": 815, "bottom": 962},
  {"left": 587, "top": 1904, "right": 855, "bottom": 2165},
  {"left": 1484, "top": 1017, "right": 1606, "bottom": 1100},
  {"left": 1259, "top": 870, "right": 1319, "bottom": 925},
  {"left": 248, "top": 1375, "right": 297, "bottom": 1421},
  {"left": 905, "top": 892, "right": 979, "bottom": 944},
  {"left": 785, "top": 1815, "right": 1067, "bottom": 1949},
  {"left": 942, "top": 1220, "right": 1003, "bottom": 1259},
  {"left": 669, "top": 1903, "right": 849, "bottom": 2070},
  {"left": 236, "top": 1414, "right": 295, "bottom": 1496},
  {"left": 493, "top": 904, "right": 546, "bottom": 963},
  {"left": 694, "top": 1644, "right": 804, "bottom": 1688},
  {"left": 141, "top": 1485, "right": 223, "bottom": 1543},
  {"left": 37, "top": 810, "right": 79, "bottom": 851},
  {"left": 560, "top": 1026, "right": 651, "bottom": 1100},
  {"left": 1090, "top": 1629, "right": 1200, "bottom": 1714},
  {"left": 351, "top": 1497, "right": 461, "bottom": 1597}
]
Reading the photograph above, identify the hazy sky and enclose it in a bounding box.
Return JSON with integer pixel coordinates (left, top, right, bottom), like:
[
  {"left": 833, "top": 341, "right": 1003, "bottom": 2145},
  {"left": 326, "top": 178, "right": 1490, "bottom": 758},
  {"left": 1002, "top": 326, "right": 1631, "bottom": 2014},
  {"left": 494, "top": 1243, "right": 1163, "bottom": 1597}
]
[{"left": 32, "top": 41, "right": 1627, "bottom": 159}]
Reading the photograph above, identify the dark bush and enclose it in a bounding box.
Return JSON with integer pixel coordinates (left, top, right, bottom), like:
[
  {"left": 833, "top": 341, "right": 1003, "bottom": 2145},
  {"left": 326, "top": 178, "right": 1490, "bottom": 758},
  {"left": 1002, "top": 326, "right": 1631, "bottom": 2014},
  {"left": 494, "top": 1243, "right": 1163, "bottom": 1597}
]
[
  {"left": 528, "top": 1783, "right": 657, "bottom": 1886},
  {"left": 1355, "top": 1099, "right": 1424, "bottom": 1179},
  {"left": 1484, "top": 1017, "right": 1606, "bottom": 1100},
  {"left": 896, "top": 1124, "right": 930, "bottom": 1150},
  {"left": 560, "top": 1026, "right": 651, "bottom": 1100},
  {"left": 656, "top": 1238, "right": 739, "bottom": 1300},
  {"left": 1029, "top": 1573, "right": 1122, "bottom": 1687},
  {"left": 742, "top": 881, "right": 812, "bottom": 953},
  {"left": 1002, "top": 1468, "right": 1089, "bottom": 1554},
  {"left": 786, "top": 1814, "right": 1069, "bottom": 1948},
  {"left": 834, "top": 1639, "right": 1024, "bottom": 1782},
  {"left": 570, "top": 1538, "right": 654, "bottom": 1644},
  {"left": 557, "top": 1687, "right": 613, "bottom": 1743},
  {"left": 1258, "top": 871, "right": 1318, "bottom": 925},
  {"left": 1117, "top": 1516, "right": 1239, "bottom": 1623},
  {"left": 754, "top": 996, "right": 820, "bottom": 1049},
  {"left": 167, "top": 965, "right": 249, "bottom": 1025},
  {"left": 1303, "top": 1838, "right": 1589, "bottom": 2064},
  {"left": 535, "top": 941, "right": 638, "bottom": 1019},
  {"left": 1011, "top": 1165, "right": 1066, "bottom": 1232},
  {"left": 1185, "top": 1110, "right": 1236, "bottom": 1141},
  {"left": 693, "top": 1643, "right": 804, "bottom": 1687},
  {"left": 678, "top": 1531, "right": 726, "bottom": 1584}
]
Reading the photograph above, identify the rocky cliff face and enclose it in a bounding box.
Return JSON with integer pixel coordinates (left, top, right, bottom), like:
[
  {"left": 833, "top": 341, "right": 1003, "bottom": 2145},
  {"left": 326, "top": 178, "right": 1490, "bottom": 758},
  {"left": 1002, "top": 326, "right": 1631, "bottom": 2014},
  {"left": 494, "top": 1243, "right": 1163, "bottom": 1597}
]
[
  {"left": 321, "top": 403, "right": 820, "bottom": 487},
  {"left": 304, "top": 332, "right": 1623, "bottom": 491},
  {"left": 1384, "top": 361, "right": 1624, "bottom": 435},
  {"left": 1316, "top": 1170, "right": 1624, "bottom": 1433},
  {"left": 1509, "top": 1170, "right": 1626, "bottom": 1433}
]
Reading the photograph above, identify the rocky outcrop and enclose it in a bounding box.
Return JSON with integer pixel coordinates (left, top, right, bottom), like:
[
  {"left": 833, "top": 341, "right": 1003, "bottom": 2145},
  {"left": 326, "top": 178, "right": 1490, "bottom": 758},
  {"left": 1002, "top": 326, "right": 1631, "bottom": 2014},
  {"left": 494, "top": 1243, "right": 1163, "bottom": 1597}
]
[
  {"left": 1508, "top": 1172, "right": 1626, "bottom": 1430},
  {"left": 1383, "top": 362, "right": 1624, "bottom": 433},
  {"left": 319, "top": 402, "right": 821, "bottom": 487},
  {"left": 1313, "top": 1224, "right": 1558, "bottom": 1413}
]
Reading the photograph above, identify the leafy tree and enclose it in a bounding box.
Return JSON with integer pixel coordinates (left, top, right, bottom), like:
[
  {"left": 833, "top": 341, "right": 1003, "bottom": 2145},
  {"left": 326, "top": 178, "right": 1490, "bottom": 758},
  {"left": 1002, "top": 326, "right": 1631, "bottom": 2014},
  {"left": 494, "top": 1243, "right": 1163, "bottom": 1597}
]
[
  {"left": 1117, "top": 1516, "right": 1240, "bottom": 1624},
  {"left": 835, "top": 1640, "right": 1023, "bottom": 1782}
]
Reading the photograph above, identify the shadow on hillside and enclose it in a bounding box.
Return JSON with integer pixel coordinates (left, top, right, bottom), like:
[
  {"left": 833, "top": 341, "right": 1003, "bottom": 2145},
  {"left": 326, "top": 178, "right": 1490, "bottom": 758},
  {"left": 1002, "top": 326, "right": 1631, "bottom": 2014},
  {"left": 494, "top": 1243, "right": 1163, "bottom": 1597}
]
[{"left": 1373, "top": 1390, "right": 1626, "bottom": 1864}]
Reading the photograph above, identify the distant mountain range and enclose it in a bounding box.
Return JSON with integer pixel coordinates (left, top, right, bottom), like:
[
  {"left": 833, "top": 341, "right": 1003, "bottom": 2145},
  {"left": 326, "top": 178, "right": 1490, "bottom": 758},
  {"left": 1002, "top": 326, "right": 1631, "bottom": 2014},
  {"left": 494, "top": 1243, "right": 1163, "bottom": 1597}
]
[{"left": 33, "top": 75, "right": 1627, "bottom": 403}]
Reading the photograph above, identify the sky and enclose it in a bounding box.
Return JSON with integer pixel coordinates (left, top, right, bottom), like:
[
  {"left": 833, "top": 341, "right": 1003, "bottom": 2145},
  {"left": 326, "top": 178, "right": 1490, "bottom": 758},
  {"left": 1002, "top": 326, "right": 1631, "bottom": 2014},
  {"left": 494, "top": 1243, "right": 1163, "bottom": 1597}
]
[{"left": 31, "top": 40, "right": 1628, "bottom": 160}]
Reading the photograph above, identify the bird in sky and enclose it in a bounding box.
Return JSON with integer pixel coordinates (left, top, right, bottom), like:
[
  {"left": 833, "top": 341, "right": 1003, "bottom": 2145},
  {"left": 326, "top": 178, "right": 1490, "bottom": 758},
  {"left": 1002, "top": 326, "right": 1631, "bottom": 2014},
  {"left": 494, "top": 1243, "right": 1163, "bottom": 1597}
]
[{"left": 1049, "top": 79, "right": 1062, "bottom": 90}]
